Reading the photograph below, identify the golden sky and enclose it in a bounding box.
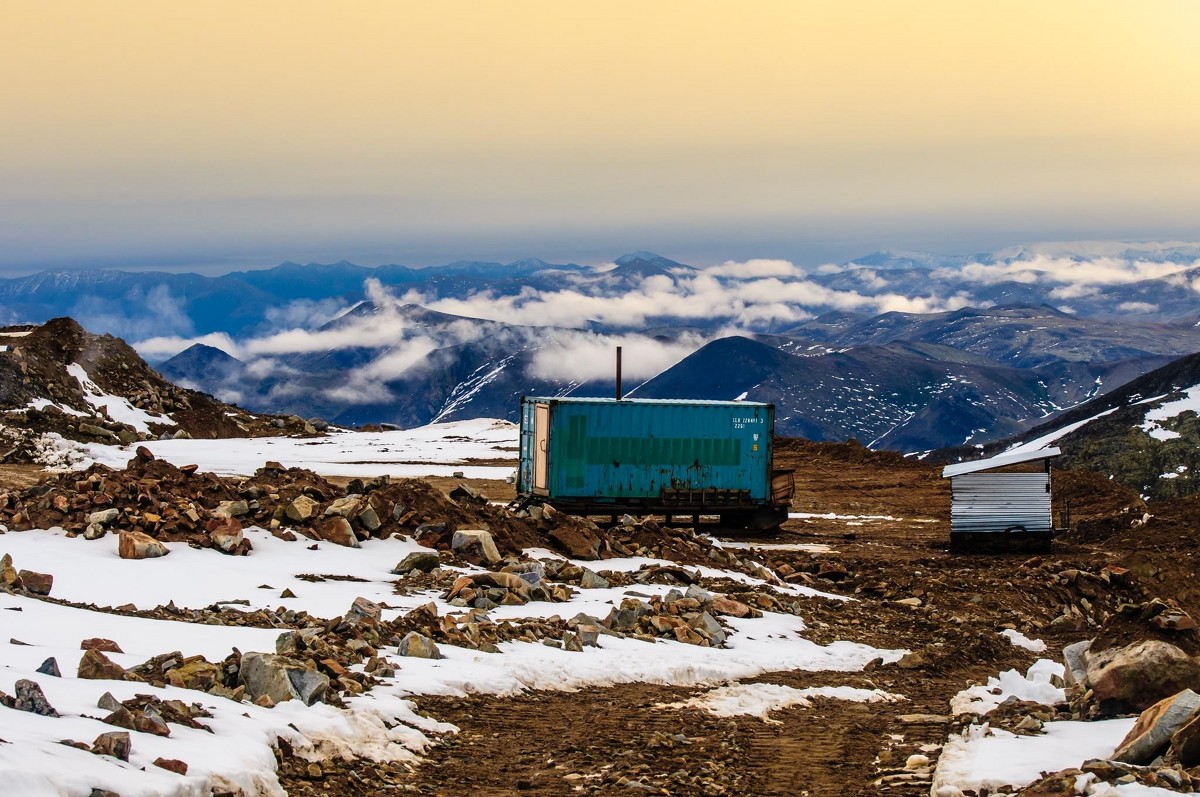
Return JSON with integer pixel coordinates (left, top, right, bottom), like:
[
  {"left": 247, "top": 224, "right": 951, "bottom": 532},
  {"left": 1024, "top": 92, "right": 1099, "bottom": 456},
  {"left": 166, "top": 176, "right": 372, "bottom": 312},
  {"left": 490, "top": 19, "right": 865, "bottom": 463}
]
[{"left": 3, "top": 1, "right": 1199, "bottom": 270}]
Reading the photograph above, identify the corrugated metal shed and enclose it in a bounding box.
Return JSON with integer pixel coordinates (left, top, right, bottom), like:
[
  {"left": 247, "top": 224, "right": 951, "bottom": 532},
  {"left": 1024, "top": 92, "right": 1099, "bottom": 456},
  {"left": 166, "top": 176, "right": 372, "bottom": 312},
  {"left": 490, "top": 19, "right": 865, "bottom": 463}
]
[{"left": 941, "top": 448, "right": 1061, "bottom": 546}]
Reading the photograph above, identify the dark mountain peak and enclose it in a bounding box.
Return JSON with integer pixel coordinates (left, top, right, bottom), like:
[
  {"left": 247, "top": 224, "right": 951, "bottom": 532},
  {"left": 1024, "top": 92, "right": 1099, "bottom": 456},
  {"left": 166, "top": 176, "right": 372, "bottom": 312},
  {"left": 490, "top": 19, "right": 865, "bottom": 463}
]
[
  {"left": 613, "top": 252, "right": 691, "bottom": 270},
  {"left": 165, "top": 342, "right": 243, "bottom": 367},
  {"left": 504, "top": 257, "right": 553, "bottom": 270}
]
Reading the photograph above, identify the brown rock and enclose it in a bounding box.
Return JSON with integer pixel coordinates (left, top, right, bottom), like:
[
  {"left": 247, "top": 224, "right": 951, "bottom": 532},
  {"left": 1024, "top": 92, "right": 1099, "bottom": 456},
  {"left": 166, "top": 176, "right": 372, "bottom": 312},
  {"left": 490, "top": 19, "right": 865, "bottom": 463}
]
[
  {"left": 91, "top": 731, "right": 131, "bottom": 761},
  {"left": 316, "top": 517, "right": 359, "bottom": 548},
  {"left": 897, "top": 650, "right": 930, "bottom": 670},
  {"left": 78, "top": 648, "right": 127, "bottom": 680},
  {"left": 1087, "top": 640, "right": 1200, "bottom": 714},
  {"left": 18, "top": 570, "right": 52, "bottom": 596},
  {"left": 153, "top": 757, "right": 188, "bottom": 775},
  {"left": 207, "top": 516, "right": 245, "bottom": 554},
  {"left": 1153, "top": 611, "right": 1197, "bottom": 632},
  {"left": 118, "top": 530, "right": 169, "bottom": 559},
  {"left": 1015, "top": 769, "right": 1084, "bottom": 797},
  {"left": 547, "top": 525, "right": 602, "bottom": 560},
  {"left": 1172, "top": 710, "right": 1200, "bottom": 767},
  {"left": 711, "top": 595, "right": 754, "bottom": 618},
  {"left": 1114, "top": 689, "right": 1200, "bottom": 764},
  {"left": 81, "top": 638, "right": 124, "bottom": 654},
  {"left": 285, "top": 495, "right": 319, "bottom": 522}
]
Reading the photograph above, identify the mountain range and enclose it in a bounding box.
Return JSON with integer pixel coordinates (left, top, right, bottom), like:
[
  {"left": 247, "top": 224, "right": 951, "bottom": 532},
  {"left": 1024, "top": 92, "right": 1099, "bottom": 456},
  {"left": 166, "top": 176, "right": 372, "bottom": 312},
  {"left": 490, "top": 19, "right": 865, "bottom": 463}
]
[{"left": 3, "top": 242, "right": 1200, "bottom": 454}]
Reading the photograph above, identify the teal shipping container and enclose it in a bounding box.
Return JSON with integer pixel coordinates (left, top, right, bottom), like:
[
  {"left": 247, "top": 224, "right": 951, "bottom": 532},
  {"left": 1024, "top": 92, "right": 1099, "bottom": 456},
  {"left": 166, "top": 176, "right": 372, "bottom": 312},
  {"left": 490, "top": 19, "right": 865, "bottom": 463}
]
[{"left": 517, "top": 397, "right": 794, "bottom": 527}]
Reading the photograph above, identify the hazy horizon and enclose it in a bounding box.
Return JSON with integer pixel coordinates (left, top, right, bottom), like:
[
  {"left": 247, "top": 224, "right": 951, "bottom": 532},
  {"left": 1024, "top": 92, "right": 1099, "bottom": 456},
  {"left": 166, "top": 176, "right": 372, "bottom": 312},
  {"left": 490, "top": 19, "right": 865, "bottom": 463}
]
[{"left": 4, "top": 2, "right": 1199, "bottom": 276}]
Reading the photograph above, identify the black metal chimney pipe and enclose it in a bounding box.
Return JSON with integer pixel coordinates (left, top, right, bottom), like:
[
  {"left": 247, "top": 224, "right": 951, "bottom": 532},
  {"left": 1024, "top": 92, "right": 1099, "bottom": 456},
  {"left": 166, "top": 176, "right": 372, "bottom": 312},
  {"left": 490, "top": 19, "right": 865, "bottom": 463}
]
[{"left": 615, "top": 346, "right": 622, "bottom": 400}]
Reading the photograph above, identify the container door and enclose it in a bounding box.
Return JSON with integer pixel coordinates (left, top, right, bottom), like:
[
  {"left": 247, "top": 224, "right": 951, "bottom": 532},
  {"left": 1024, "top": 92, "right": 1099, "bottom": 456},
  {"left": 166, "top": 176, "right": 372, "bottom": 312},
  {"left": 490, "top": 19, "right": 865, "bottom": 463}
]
[{"left": 533, "top": 402, "right": 550, "bottom": 493}]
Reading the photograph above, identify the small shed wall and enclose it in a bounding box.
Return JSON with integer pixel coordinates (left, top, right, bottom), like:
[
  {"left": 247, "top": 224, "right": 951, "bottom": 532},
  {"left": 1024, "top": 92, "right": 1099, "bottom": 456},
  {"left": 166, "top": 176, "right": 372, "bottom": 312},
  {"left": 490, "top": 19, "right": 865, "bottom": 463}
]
[{"left": 949, "top": 472, "right": 1052, "bottom": 534}]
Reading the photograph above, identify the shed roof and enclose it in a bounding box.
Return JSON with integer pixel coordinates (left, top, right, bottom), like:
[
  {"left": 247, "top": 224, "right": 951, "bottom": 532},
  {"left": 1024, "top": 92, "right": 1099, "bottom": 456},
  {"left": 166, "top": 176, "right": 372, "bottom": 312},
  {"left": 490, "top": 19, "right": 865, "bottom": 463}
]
[{"left": 941, "top": 447, "right": 1062, "bottom": 478}]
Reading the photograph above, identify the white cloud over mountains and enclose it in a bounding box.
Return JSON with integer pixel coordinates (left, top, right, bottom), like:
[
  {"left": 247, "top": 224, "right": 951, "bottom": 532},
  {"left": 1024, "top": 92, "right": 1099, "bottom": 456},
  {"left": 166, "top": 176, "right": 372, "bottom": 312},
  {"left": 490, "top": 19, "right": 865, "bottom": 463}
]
[{"left": 128, "top": 246, "right": 1200, "bottom": 414}]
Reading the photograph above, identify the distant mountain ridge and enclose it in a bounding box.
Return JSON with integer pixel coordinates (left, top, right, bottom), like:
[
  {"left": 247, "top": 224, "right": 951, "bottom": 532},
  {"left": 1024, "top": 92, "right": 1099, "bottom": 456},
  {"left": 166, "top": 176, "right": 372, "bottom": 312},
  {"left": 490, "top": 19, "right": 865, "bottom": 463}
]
[
  {"left": 3, "top": 242, "right": 1199, "bottom": 455},
  {"left": 938, "top": 350, "right": 1200, "bottom": 500},
  {"left": 3, "top": 242, "right": 1198, "bottom": 343}
]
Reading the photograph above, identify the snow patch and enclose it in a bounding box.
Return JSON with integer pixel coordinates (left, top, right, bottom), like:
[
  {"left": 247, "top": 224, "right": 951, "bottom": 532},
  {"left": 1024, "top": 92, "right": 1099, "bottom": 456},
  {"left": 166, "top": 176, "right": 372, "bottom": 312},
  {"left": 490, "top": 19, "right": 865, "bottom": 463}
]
[
  {"left": 66, "top": 363, "right": 176, "bottom": 433},
  {"left": 664, "top": 682, "right": 905, "bottom": 722}
]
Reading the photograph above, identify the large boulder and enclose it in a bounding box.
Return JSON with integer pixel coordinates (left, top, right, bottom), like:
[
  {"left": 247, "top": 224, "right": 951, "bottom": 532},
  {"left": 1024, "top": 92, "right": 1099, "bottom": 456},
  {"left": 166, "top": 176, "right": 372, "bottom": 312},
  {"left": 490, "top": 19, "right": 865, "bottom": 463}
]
[
  {"left": 451, "top": 529, "right": 501, "bottom": 565},
  {"left": 547, "top": 525, "right": 603, "bottom": 560},
  {"left": 77, "top": 649, "right": 127, "bottom": 681},
  {"left": 316, "top": 517, "right": 359, "bottom": 548},
  {"left": 13, "top": 679, "right": 58, "bottom": 717},
  {"left": 323, "top": 495, "right": 363, "bottom": 518},
  {"left": 392, "top": 551, "right": 441, "bottom": 575},
  {"left": 1086, "top": 640, "right": 1200, "bottom": 714},
  {"left": 118, "top": 530, "right": 169, "bottom": 560},
  {"left": 285, "top": 495, "right": 319, "bottom": 522},
  {"left": 238, "top": 652, "right": 329, "bottom": 706},
  {"left": 207, "top": 516, "right": 244, "bottom": 554},
  {"left": 398, "top": 631, "right": 442, "bottom": 660},
  {"left": 1113, "top": 689, "right": 1200, "bottom": 764},
  {"left": 18, "top": 570, "right": 52, "bottom": 596}
]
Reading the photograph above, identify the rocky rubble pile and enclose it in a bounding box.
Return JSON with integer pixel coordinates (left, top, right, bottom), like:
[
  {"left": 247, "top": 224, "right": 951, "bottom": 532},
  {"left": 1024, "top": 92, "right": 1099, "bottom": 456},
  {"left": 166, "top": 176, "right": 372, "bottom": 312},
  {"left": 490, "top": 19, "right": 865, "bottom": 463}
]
[{"left": 0, "top": 447, "right": 552, "bottom": 559}]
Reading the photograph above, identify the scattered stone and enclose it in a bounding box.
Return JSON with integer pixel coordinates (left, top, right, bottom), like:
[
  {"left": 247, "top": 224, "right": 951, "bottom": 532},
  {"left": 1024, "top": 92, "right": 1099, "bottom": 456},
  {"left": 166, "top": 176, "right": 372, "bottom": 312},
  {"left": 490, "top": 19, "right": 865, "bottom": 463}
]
[
  {"left": 343, "top": 596, "right": 382, "bottom": 627},
  {"left": 316, "top": 516, "right": 359, "bottom": 548},
  {"left": 166, "top": 659, "right": 222, "bottom": 692},
  {"left": 82, "top": 638, "right": 124, "bottom": 654},
  {"left": 118, "top": 530, "right": 169, "bottom": 559},
  {"left": 77, "top": 649, "right": 127, "bottom": 680},
  {"left": 36, "top": 657, "right": 60, "bottom": 677},
  {"left": 451, "top": 529, "right": 502, "bottom": 565},
  {"left": 86, "top": 508, "right": 121, "bottom": 527},
  {"left": 547, "top": 525, "right": 603, "bottom": 560},
  {"left": 578, "top": 568, "right": 609, "bottom": 590},
  {"left": 18, "top": 570, "right": 53, "bottom": 595},
  {"left": 285, "top": 495, "right": 319, "bottom": 522},
  {"left": 238, "top": 652, "right": 329, "bottom": 706},
  {"left": 398, "top": 631, "right": 442, "bottom": 659},
  {"left": 207, "top": 516, "right": 245, "bottom": 554},
  {"left": 449, "top": 483, "right": 486, "bottom": 505},
  {"left": 154, "top": 757, "right": 189, "bottom": 775},
  {"left": 1062, "top": 640, "right": 1090, "bottom": 689},
  {"left": 324, "top": 495, "right": 363, "bottom": 518},
  {"left": 91, "top": 731, "right": 131, "bottom": 761},
  {"left": 392, "top": 551, "right": 441, "bottom": 575},
  {"left": 13, "top": 679, "right": 59, "bottom": 717}
]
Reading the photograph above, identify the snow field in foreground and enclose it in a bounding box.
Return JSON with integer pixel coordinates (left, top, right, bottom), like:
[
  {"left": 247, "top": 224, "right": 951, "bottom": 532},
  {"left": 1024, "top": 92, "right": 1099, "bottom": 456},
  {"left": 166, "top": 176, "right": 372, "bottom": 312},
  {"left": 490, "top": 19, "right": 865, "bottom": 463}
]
[{"left": 0, "top": 524, "right": 902, "bottom": 797}]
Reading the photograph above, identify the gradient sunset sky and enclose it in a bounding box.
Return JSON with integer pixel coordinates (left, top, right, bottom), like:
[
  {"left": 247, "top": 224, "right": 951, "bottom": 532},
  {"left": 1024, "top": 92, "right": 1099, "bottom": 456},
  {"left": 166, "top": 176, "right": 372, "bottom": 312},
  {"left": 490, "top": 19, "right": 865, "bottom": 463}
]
[{"left": 3, "top": 1, "right": 1199, "bottom": 273}]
